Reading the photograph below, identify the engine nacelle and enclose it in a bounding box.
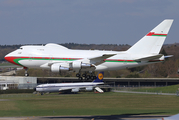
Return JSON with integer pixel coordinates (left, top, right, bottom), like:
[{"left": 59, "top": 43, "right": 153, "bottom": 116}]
[
  {"left": 72, "top": 61, "right": 81, "bottom": 70},
  {"left": 51, "top": 63, "right": 70, "bottom": 72},
  {"left": 72, "top": 61, "right": 94, "bottom": 70},
  {"left": 71, "top": 88, "right": 79, "bottom": 92},
  {"left": 85, "top": 87, "right": 93, "bottom": 91},
  {"left": 51, "top": 62, "right": 94, "bottom": 73}
]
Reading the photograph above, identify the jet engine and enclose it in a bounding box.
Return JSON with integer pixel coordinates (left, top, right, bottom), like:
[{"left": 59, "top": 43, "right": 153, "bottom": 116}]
[
  {"left": 71, "top": 88, "right": 79, "bottom": 92},
  {"left": 51, "top": 63, "right": 71, "bottom": 72},
  {"left": 72, "top": 61, "right": 94, "bottom": 70},
  {"left": 51, "top": 61, "right": 94, "bottom": 73},
  {"left": 85, "top": 86, "right": 93, "bottom": 91}
]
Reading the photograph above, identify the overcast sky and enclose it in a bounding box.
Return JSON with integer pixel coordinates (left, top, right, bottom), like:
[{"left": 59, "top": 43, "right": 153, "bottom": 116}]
[{"left": 0, "top": 0, "right": 178, "bottom": 45}]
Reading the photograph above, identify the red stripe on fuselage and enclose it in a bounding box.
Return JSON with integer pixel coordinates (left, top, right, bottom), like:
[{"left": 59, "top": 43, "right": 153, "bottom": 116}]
[{"left": 4, "top": 56, "right": 24, "bottom": 67}]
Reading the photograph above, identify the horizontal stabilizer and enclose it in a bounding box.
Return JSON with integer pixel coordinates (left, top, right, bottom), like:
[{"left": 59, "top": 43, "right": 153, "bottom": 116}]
[
  {"left": 164, "top": 55, "right": 173, "bottom": 58},
  {"left": 95, "top": 87, "right": 104, "bottom": 93},
  {"left": 135, "top": 54, "right": 163, "bottom": 61}
]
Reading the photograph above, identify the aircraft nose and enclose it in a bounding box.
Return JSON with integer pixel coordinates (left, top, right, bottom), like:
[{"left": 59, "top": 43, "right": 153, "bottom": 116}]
[
  {"left": 4, "top": 54, "right": 17, "bottom": 65},
  {"left": 4, "top": 55, "right": 11, "bottom": 63},
  {"left": 4, "top": 53, "right": 21, "bottom": 66}
]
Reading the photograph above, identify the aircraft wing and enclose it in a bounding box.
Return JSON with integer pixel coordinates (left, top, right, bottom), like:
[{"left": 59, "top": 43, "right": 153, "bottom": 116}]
[
  {"left": 89, "top": 54, "right": 116, "bottom": 65},
  {"left": 59, "top": 86, "right": 94, "bottom": 92},
  {"left": 164, "top": 55, "right": 173, "bottom": 58},
  {"left": 134, "top": 54, "right": 163, "bottom": 61},
  {"left": 40, "top": 54, "right": 116, "bottom": 69},
  {"left": 59, "top": 87, "right": 80, "bottom": 92}
]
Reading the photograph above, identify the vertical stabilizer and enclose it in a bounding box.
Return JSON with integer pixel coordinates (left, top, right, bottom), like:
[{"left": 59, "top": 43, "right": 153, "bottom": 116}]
[
  {"left": 93, "top": 71, "right": 104, "bottom": 83},
  {"left": 127, "top": 19, "right": 173, "bottom": 55}
]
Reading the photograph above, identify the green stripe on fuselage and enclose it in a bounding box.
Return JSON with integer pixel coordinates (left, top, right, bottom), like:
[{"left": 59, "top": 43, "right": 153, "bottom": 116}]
[
  {"left": 13, "top": 58, "right": 76, "bottom": 66},
  {"left": 13, "top": 58, "right": 142, "bottom": 66}
]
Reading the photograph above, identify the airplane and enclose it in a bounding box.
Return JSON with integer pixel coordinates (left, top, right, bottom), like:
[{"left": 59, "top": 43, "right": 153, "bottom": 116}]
[
  {"left": 4, "top": 19, "right": 173, "bottom": 80},
  {"left": 34, "top": 71, "right": 104, "bottom": 94}
]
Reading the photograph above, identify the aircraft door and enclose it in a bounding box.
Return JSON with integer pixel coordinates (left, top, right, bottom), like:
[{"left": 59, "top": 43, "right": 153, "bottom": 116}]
[
  {"left": 29, "top": 54, "right": 33, "bottom": 61},
  {"left": 123, "top": 57, "right": 127, "bottom": 64},
  {"left": 48, "top": 55, "right": 53, "bottom": 62}
]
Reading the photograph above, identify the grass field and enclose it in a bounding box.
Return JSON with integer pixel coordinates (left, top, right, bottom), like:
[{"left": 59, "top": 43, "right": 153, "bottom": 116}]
[
  {"left": 130, "top": 84, "right": 179, "bottom": 93},
  {"left": 0, "top": 92, "right": 179, "bottom": 117}
]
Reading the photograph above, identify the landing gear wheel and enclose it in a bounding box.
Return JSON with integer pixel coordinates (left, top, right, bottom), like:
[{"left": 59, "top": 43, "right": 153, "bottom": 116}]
[
  {"left": 90, "top": 76, "right": 95, "bottom": 80},
  {"left": 76, "top": 73, "right": 80, "bottom": 77},
  {"left": 78, "top": 77, "right": 83, "bottom": 80},
  {"left": 93, "top": 76, "right": 97, "bottom": 80},
  {"left": 82, "top": 73, "right": 86, "bottom": 77},
  {"left": 86, "top": 75, "right": 91, "bottom": 80},
  {"left": 25, "top": 73, "right": 29, "bottom": 77}
]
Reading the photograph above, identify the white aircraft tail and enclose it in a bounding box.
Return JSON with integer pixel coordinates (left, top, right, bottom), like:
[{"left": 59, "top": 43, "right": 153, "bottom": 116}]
[{"left": 127, "top": 19, "right": 173, "bottom": 55}]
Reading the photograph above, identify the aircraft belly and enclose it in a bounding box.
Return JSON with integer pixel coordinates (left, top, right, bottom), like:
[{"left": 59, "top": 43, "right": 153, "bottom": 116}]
[
  {"left": 96, "top": 62, "right": 140, "bottom": 71},
  {"left": 43, "top": 87, "right": 60, "bottom": 92},
  {"left": 19, "top": 60, "right": 47, "bottom": 68}
]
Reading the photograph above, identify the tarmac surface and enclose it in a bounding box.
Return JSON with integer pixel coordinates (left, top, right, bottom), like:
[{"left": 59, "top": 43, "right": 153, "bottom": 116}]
[{"left": 0, "top": 115, "right": 169, "bottom": 120}]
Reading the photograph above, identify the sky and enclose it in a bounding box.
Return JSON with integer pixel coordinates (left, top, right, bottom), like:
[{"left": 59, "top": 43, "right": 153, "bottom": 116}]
[{"left": 0, "top": 0, "right": 178, "bottom": 46}]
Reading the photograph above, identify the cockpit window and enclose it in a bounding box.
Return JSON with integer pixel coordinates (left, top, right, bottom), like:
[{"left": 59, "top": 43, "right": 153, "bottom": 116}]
[{"left": 20, "top": 47, "right": 23, "bottom": 50}]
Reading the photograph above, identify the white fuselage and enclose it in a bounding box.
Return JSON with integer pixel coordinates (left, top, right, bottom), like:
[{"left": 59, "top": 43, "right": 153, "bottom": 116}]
[
  {"left": 4, "top": 43, "right": 162, "bottom": 73},
  {"left": 36, "top": 82, "right": 103, "bottom": 92}
]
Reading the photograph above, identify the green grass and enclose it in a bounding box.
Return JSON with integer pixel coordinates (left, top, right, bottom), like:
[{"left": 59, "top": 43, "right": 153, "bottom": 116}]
[
  {"left": 0, "top": 92, "right": 179, "bottom": 117},
  {"left": 132, "top": 84, "right": 179, "bottom": 93}
]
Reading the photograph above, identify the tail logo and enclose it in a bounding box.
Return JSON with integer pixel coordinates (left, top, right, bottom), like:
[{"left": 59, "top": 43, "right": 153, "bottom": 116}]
[
  {"left": 98, "top": 73, "right": 103, "bottom": 80},
  {"left": 146, "top": 32, "right": 167, "bottom": 37}
]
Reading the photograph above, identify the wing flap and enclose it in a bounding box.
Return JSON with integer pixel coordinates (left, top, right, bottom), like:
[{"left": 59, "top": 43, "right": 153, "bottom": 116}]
[
  {"left": 40, "top": 54, "right": 116, "bottom": 69},
  {"left": 71, "top": 88, "right": 80, "bottom": 92},
  {"left": 89, "top": 54, "right": 116, "bottom": 65},
  {"left": 59, "top": 87, "right": 80, "bottom": 92}
]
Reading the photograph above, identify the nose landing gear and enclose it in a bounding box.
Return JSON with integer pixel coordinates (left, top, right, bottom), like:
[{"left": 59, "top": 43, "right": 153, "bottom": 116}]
[{"left": 24, "top": 67, "right": 29, "bottom": 77}]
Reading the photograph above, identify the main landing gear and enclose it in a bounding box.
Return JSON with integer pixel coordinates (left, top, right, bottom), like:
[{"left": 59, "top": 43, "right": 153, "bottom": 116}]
[{"left": 76, "top": 72, "right": 96, "bottom": 80}]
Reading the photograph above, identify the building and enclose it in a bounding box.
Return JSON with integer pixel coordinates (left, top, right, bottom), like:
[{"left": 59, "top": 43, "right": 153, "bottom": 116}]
[{"left": 0, "top": 76, "right": 37, "bottom": 90}]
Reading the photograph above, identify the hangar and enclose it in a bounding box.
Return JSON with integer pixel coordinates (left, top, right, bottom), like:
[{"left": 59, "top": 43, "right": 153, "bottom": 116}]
[{"left": 0, "top": 76, "right": 37, "bottom": 90}]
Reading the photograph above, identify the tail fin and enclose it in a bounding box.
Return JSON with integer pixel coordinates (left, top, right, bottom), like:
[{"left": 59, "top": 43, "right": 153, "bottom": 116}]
[
  {"left": 93, "top": 71, "right": 104, "bottom": 83},
  {"left": 127, "top": 19, "right": 173, "bottom": 55}
]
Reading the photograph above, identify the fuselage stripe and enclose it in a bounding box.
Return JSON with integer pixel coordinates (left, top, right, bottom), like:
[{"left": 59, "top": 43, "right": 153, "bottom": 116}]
[
  {"left": 5, "top": 56, "right": 163, "bottom": 67},
  {"left": 146, "top": 32, "right": 167, "bottom": 37}
]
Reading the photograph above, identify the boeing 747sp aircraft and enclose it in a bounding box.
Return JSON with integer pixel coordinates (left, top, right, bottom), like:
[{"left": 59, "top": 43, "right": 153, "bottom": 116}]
[
  {"left": 5, "top": 19, "right": 173, "bottom": 80},
  {"left": 34, "top": 71, "right": 104, "bottom": 94}
]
